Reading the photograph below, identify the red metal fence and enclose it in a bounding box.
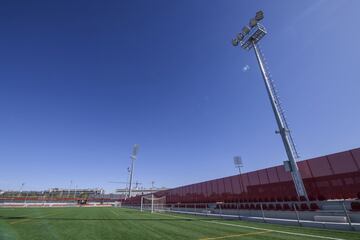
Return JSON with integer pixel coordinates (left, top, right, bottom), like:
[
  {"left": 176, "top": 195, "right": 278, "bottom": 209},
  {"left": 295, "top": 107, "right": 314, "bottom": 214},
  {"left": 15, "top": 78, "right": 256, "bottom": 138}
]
[{"left": 126, "top": 148, "right": 360, "bottom": 204}]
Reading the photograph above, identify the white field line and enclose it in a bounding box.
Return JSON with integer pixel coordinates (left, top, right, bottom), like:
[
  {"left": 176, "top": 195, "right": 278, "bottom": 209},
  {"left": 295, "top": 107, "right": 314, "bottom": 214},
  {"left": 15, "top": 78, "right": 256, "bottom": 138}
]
[
  {"left": 154, "top": 212, "right": 348, "bottom": 240},
  {"left": 199, "top": 230, "right": 271, "bottom": 240},
  {"left": 110, "top": 209, "right": 121, "bottom": 217},
  {"left": 203, "top": 220, "right": 347, "bottom": 240}
]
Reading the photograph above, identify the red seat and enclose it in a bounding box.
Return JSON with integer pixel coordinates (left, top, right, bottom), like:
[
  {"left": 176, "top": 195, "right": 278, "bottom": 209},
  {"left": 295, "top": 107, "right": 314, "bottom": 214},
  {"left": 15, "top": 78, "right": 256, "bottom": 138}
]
[
  {"left": 308, "top": 196, "right": 316, "bottom": 201},
  {"left": 351, "top": 202, "right": 360, "bottom": 211},
  {"left": 317, "top": 195, "right": 326, "bottom": 201},
  {"left": 310, "top": 203, "right": 319, "bottom": 211},
  {"left": 283, "top": 204, "right": 291, "bottom": 211},
  {"left": 300, "top": 203, "right": 309, "bottom": 211}
]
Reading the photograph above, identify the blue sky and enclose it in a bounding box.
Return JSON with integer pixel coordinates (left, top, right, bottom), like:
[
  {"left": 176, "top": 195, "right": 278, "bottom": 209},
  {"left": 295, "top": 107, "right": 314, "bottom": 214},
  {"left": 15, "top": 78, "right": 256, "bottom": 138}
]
[{"left": 0, "top": 0, "right": 359, "bottom": 192}]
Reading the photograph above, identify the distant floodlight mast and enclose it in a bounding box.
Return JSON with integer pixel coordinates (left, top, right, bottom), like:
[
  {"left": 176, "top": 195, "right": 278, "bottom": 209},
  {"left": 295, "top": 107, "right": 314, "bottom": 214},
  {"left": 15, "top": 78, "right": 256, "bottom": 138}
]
[
  {"left": 128, "top": 144, "right": 139, "bottom": 198},
  {"left": 231, "top": 10, "right": 308, "bottom": 201},
  {"left": 233, "top": 156, "right": 243, "bottom": 174},
  {"left": 234, "top": 156, "right": 246, "bottom": 196}
]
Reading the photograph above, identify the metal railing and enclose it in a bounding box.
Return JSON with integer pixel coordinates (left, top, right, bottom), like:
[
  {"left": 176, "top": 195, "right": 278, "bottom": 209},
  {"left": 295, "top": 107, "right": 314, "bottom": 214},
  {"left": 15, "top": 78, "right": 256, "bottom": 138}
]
[{"left": 121, "top": 200, "right": 360, "bottom": 231}]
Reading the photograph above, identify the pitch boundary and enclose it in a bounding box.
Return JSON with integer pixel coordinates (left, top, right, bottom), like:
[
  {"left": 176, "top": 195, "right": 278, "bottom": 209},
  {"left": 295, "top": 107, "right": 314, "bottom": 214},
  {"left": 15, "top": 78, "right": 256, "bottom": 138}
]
[
  {"left": 153, "top": 211, "right": 348, "bottom": 240},
  {"left": 199, "top": 230, "right": 271, "bottom": 240}
]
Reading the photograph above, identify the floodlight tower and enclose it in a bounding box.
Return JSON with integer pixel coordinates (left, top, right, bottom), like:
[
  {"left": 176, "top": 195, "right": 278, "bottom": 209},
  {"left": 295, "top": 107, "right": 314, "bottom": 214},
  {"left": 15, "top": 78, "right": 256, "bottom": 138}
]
[
  {"left": 234, "top": 156, "right": 246, "bottom": 194},
  {"left": 233, "top": 156, "right": 243, "bottom": 175},
  {"left": 18, "top": 182, "right": 25, "bottom": 197},
  {"left": 128, "top": 144, "right": 139, "bottom": 198},
  {"left": 151, "top": 181, "right": 155, "bottom": 190},
  {"left": 231, "top": 11, "right": 308, "bottom": 200}
]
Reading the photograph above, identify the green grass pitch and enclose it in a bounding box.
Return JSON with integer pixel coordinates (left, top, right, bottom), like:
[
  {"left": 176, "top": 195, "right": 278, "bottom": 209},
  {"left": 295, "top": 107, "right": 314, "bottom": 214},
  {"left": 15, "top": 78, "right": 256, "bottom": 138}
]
[{"left": 0, "top": 207, "right": 359, "bottom": 240}]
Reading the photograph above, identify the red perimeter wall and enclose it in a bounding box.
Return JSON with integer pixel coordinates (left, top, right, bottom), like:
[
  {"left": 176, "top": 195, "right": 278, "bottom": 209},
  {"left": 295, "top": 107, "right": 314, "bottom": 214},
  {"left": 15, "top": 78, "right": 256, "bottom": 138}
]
[{"left": 126, "top": 148, "right": 360, "bottom": 204}]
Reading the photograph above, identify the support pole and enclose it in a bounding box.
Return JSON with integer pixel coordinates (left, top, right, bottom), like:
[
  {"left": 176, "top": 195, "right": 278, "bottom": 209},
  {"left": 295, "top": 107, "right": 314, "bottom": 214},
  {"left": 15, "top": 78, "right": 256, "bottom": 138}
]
[
  {"left": 24, "top": 191, "right": 29, "bottom": 207},
  {"left": 342, "top": 201, "right": 353, "bottom": 230},
  {"left": 238, "top": 167, "right": 246, "bottom": 199},
  {"left": 260, "top": 203, "right": 265, "bottom": 222},
  {"left": 252, "top": 42, "right": 308, "bottom": 201},
  {"left": 140, "top": 196, "right": 143, "bottom": 212},
  {"left": 151, "top": 194, "right": 154, "bottom": 213},
  {"left": 237, "top": 202, "right": 242, "bottom": 220},
  {"left": 42, "top": 192, "right": 46, "bottom": 207},
  {"left": 219, "top": 204, "right": 222, "bottom": 218},
  {"left": 293, "top": 203, "right": 301, "bottom": 226},
  {"left": 128, "top": 145, "right": 139, "bottom": 199},
  {"left": 128, "top": 157, "right": 135, "bottom": 198},
  {"left": 73, "top": 185, "right": 77, "bottom": 199}
]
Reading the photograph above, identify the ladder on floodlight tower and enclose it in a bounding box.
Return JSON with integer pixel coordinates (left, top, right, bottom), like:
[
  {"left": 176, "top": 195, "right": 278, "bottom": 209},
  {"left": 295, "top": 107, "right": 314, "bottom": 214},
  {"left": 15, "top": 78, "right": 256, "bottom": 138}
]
[
  {"left": 231, "top": 11, "right": 308, "bottom": 200},
  {"left": 253, "top": 42, "right": 308, "bottom": 200},
  {"left": 255, "top": 43, "right": 300, "bottom": 159}
]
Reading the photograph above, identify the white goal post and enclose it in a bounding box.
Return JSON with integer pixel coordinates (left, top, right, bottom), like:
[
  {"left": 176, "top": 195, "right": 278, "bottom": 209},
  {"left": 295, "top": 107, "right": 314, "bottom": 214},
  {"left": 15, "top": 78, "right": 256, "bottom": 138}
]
[{"left": 140, "top": 194, "right": 166, "bottom": 213}]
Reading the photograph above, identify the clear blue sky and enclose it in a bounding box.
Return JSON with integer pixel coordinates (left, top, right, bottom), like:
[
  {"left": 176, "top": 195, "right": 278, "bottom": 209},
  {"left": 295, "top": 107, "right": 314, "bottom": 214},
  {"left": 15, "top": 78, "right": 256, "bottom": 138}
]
[{"left": 0, "top": 0, "right": 359, "bottom": 192}]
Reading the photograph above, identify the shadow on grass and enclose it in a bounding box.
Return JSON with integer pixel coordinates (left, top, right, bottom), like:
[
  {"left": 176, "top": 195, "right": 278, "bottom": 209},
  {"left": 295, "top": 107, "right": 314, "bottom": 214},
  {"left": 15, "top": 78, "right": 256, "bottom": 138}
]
[{"left": 0, "top": 216, "right": 27, "bottom": 220}]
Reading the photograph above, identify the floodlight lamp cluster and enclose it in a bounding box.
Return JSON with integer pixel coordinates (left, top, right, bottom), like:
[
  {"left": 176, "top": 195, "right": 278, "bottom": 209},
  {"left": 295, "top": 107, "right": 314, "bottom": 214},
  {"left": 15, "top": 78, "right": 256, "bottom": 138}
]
[
  {"left": 131, "top": 144, "right": 139, "bottom": 159},
  {"left": 233, "top": 156, "right": 243, "bottom": 167},
  {"left": 232, "top": 10, "right": 266, "bottom": 49}
]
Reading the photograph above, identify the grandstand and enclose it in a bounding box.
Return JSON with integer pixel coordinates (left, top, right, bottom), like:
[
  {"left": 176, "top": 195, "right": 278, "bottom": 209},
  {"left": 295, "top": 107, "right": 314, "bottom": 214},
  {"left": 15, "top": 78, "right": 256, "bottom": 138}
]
[
  {"left": 123, "top": 147, "right": 360, "bottom": 231},
  {"left": 0, "top": 188, "right": 104, "bottom": 198}
]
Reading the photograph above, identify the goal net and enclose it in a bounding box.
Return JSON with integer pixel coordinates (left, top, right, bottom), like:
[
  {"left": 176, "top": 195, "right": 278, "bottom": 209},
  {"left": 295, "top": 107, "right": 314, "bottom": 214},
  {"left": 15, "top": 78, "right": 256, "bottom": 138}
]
[{"left": 140, "top": 194, "right": 166, "bottom": 213}]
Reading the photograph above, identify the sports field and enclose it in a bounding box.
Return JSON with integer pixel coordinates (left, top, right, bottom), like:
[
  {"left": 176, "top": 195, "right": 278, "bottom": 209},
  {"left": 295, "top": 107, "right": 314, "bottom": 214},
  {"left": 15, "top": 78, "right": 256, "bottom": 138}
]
[{"left": 0, "top": 207, "right": 359, "bottom": 240}]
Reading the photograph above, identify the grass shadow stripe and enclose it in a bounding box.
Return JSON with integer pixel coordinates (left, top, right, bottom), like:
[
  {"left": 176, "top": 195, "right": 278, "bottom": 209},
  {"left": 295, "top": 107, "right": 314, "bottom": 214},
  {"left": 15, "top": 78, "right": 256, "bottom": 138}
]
[{"left": 9, "top": 213, "right": 60, "bottom": 225}]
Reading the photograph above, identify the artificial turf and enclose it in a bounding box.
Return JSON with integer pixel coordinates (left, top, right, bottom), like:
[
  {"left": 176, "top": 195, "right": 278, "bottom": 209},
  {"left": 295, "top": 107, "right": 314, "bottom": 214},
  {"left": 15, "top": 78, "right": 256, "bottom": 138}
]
[{"left": 0, "top": 207, "right": 359, "bottom": 240}]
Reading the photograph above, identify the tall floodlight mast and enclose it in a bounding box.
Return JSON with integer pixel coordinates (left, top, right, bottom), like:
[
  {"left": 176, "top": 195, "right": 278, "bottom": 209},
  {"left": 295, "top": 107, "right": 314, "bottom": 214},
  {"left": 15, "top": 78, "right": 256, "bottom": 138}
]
[
  {"left": 234, "top": 156, "right": 246, "bottom": 194},
  {"left": 231, "top": 11, "right": 308, "bottom": 200},
  {"left": 233, "top": 156, "right": 243, "bottom": 175},
  {"left": 128, "top": 144, "right": 139, "bottom": 198}
]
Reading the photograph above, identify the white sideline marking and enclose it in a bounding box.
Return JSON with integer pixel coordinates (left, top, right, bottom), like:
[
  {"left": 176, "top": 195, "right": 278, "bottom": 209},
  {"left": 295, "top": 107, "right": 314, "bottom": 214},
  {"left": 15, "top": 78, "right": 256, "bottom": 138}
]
[
  {"left": 203, "top": 220, "right": 346, "bottom": 240},
  {"left": 199, "top": 230, "right": 271, "bottom": 240},
  {"left": 155, "top": 212, "right": 347, "bottom": 240}
]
